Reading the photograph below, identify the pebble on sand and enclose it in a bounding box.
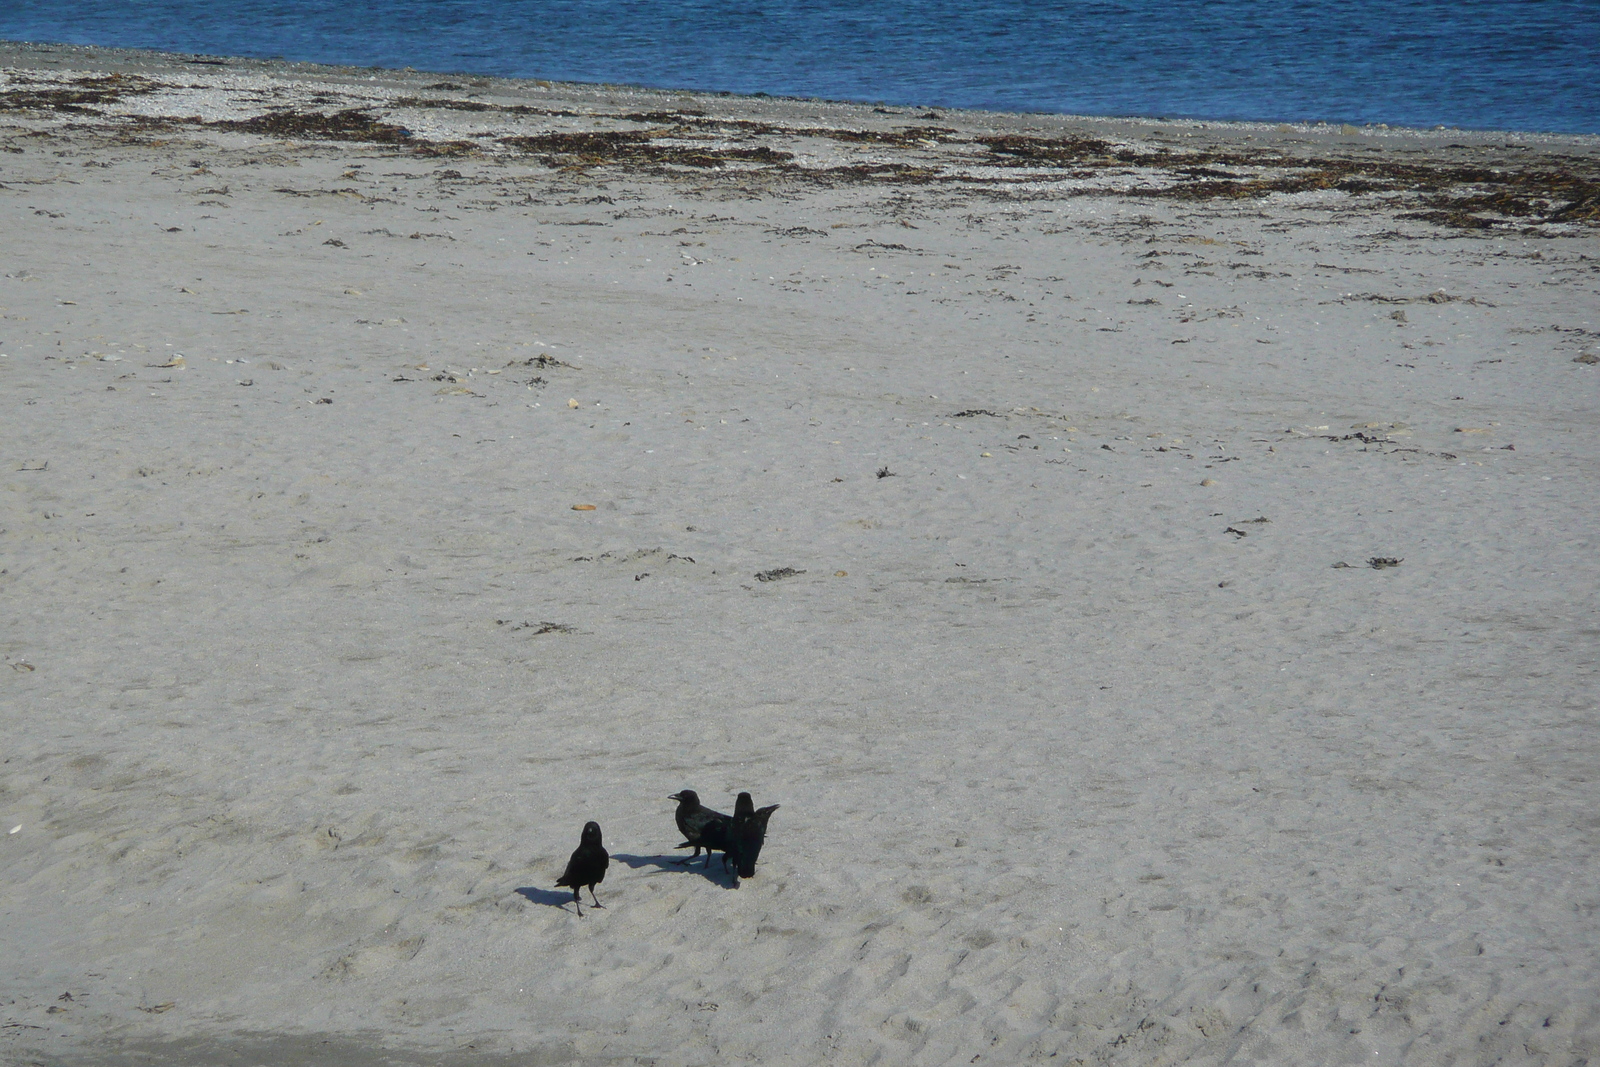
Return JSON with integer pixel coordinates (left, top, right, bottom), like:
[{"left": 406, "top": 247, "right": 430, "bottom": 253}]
[
  {"left": 1200, "top": 478, "right": 1218, "bottom": 486},
  {"left": 571, "top": 504, "right": 597, "bottom": 511}
]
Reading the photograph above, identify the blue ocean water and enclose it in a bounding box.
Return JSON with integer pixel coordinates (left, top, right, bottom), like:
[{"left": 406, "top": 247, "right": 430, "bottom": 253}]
[{"left": 3, "top": 1, "right": 1597, "bottom": 134}]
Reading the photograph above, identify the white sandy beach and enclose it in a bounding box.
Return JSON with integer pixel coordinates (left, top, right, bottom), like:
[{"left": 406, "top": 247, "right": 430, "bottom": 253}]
[{"left": 2, "top": 41, "right": 1599, "bottom": 1066}]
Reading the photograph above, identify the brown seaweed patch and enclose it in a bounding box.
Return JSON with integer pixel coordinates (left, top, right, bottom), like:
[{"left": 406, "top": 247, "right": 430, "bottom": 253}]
[
  {"left": 392, "top": 96, "right": 586, "bottom": 119},
  {"left": 200, "top": 109, "right": 474, "bottom": 157},
  {"left": 816, "top": 125, "right": 957, "bottom": 145},
  {"left": 622, "top": 110, "right": 711, "bottom": 122},
  {"left": 411, "top": 140, "right": 479, "bottom": 158},
  {"left": 965, "top": 133, "right": 1596, "bottom": 228},
  {"left": 395, "top": 96, "right": 498, "bottom": 113},
  {"left": 0, "top": 73, "right": 158, "bottom": 115},
  {"left": 622, "top": 113, "right": 953, "bottom": 146},
  {"left": 501, "top": 130, "right": 652, "bottom": 154},
  {"left": 794, "top": 163, "right": 939, "bottom": 185},
  {"left": 209, "top": 108, "right": 415, "bottom": 144},
  {"left": 1153, "top": 169, "right": 1367, "bottom": 201},
  {"left": 494, "top": 126, "right": 930, "bottom": 181},
  {"left": 1407, "top": 168, "right": 1600, "bottom": 228},
  {"left": 623, "top": 114, "right": 779, "bottom": 138},
  {"left": 977, "top": 134, "right": 1118, "bottom": 163},
  {"left": 499, "top": 130, "right": 793, "bottom": 168},
  {"left": 1116, "top": 154, "right": 1599, "bottom": 229}
]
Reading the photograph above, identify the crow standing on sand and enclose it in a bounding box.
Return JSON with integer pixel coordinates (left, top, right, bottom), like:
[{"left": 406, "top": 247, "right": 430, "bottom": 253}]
[
  {"left": 669, "top": 789, "right": 731, "bottom": 868},
  {"left": 556, "top": 821, "right": 609, "bottom": 917},
  {"left": 727, "top": 792, "right": 780, "bottom": 881}
]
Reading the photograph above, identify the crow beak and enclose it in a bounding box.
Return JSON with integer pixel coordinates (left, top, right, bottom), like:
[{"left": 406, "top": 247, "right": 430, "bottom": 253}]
[{"left": 668, "top": 793, "right": 683, "bottom": 801}]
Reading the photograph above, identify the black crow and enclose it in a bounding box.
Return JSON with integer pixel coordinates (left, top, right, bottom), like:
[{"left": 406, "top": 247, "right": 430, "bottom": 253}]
[
  {"left": 690, "top": 815, "right": 734, "bottom": 871},
  {"left": 669, "top": 789, "right": 730, "bottom": 868},
  {"left": 727, "top": 792, "right": 780, "bottom": 880},
  {"left": 555, "top": 821, "right": 608, "bottom": 917}
]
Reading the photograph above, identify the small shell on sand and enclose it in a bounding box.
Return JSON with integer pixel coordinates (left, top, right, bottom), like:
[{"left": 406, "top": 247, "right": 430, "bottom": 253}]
[{"left": 1200, "top": 478, "right": 1218, "bottom": 486}]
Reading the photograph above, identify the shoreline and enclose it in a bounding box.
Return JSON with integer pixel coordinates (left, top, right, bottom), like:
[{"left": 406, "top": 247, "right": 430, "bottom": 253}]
[
  {"left": 4, "top": 39, "right": 1598, "bottom": 240},
  {"left": 3, "top": 36, "right": 1598, "bottom": 1067},
  {"left": 6, "top": 36, "right": 1600, "bottom": 147}
]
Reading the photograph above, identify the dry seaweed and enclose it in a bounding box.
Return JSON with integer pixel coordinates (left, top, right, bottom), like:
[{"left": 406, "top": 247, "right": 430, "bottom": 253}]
[
  {"left": 968, "top": 132, "right": 1599, "bottom": 229},
  {"left": 8, "top": 77, "right": 1592, "bottom": 230},
  {"left": 619, "top": 112, "right": 953, "bottom": 146},
  {"left": 1406, "top": 168, "right": 1600, "bottom": 227},
  {"left": 412, "top": 139, "right": 478, "bottom": 157},
  {"left": 199, "top": 108, "right": 475, "bottom": 156},
  {"left": 966, "top": 133, "right": 1593, "bottom": 230},
  {"left": 499, "top": 130, "right": 793, "bottom": 169},
  {"left": 817, "top": 125, "right": 957, "bottom": 145},
  {"left": 209, "top": 108, "right": 415, "bottom": 144},
  {"left": 623, "top": 110, "right": 711, "bottom": 123},
  {"left": 977, "top": 133, "right": 1117, "bottom": 162},
  {"left": 493, "top": 119, "right": 1599, "bottom": 216},
  {"left": 792, "top": 162, "right": 937, "bottom": 186},
  {"left": 0, "top": 73, "right": 157, "bottom": 115},
  {"left": 755, "top": 567, "right": 805, "bottom": 582},
  {"left": 392, "top": 96, "right": 586, "bottom": 118}
]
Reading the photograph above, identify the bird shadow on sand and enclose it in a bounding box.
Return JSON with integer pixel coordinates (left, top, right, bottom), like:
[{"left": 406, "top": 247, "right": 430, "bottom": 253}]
[
  {"left": 514, "top": 886, "right": 580, "bottom": 910},
  {"left": 612, "top": 852, "right": 738, "bottom": 888}
]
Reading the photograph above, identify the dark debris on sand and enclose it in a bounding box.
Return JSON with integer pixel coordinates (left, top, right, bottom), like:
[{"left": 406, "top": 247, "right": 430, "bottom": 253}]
[
  {"left": 499, "top": 130, "right": 794, "bottom": 170},
  {"left": 975, "top": 133, "right": 1600, "bottom": 229},
  {"left": 0, "top": 73, "right": 158, "bottom": 114},
  {"left": 206, "top": 109, "right": 477, "bottom": 157},
  {"left": 754, "top": 567, "right": 805, "bottom": 582},
  {"left": 6, "top": 66, "right": 1595, "bottom": 230}
]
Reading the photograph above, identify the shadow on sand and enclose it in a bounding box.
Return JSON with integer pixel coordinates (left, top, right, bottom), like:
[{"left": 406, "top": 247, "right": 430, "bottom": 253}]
[
  {"left": 514, "top": 885, "right": 582, "bottom": 911},
  {"left": 612, "top": 852, "right": 738, "bottom": 888}
]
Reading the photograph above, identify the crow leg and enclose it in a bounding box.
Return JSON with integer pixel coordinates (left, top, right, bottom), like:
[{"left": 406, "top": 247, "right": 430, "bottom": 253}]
[
  {"left": 673, "top": 847, "right": 702, "bottom": 866},
  {"left": 588, "top": 886, "right": 605, "bottom": 909},
  {"left": 572, "top": 886, "right": 584, "bottom": 918}
]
